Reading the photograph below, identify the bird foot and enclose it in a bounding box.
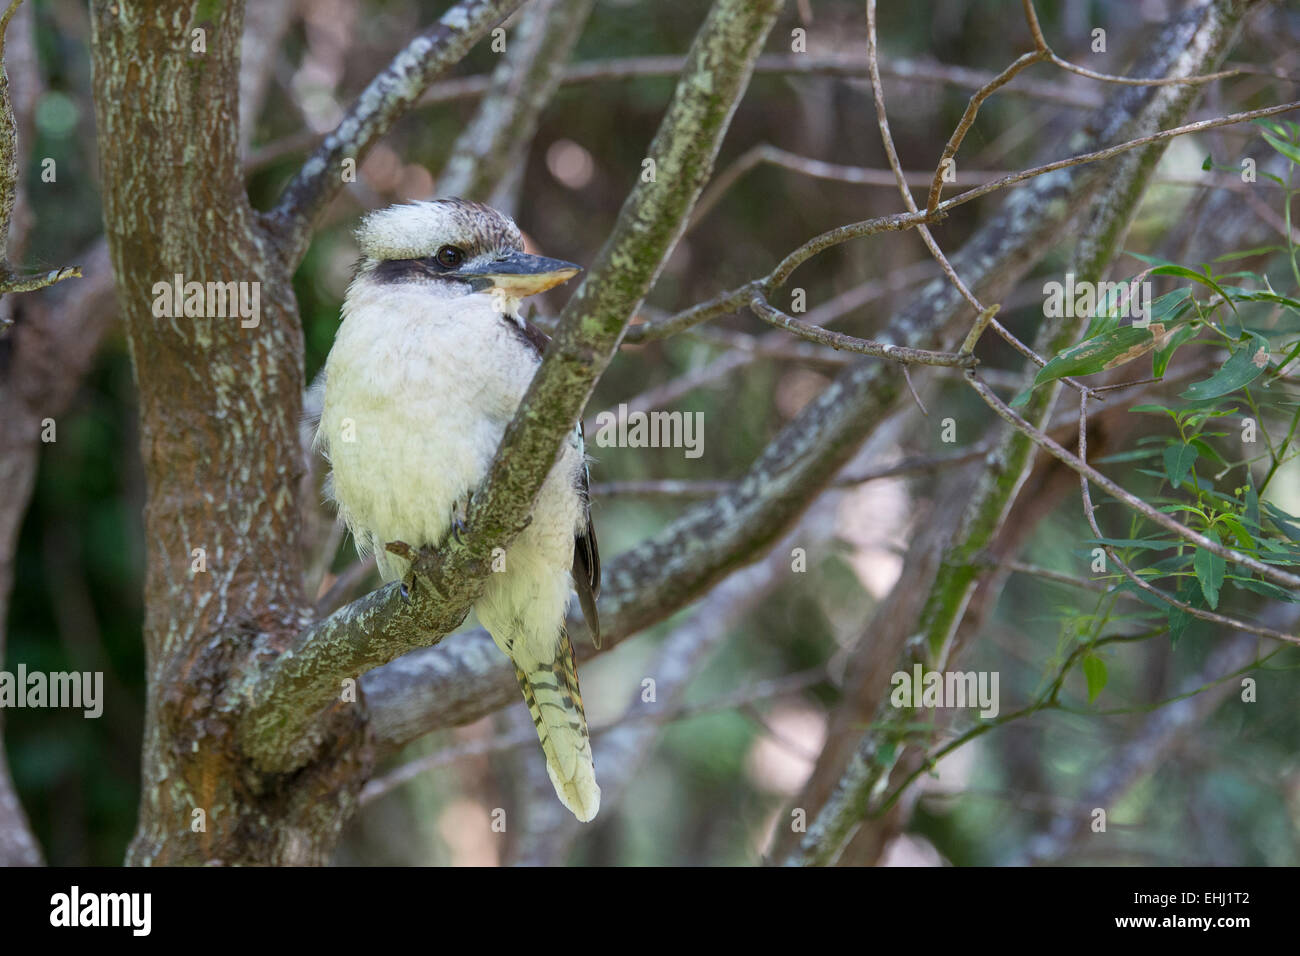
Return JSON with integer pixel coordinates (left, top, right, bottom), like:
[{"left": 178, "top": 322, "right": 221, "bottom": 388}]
[
  {"left": 450, "top": 491, "right": 474, "bottom": 544},
  {"left": 383, "top": 540, "right": 419, "bottom": 602}
]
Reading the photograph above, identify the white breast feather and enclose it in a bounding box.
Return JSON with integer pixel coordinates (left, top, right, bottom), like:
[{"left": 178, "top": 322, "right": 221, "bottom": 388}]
[{"left": 317, "top": 275, "right": 586, "bottom": 669}]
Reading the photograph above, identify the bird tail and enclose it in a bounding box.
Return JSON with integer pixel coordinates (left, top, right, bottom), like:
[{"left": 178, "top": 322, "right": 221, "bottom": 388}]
[{"left": 513, "top": 628, "right": 601, "bottom": 823}]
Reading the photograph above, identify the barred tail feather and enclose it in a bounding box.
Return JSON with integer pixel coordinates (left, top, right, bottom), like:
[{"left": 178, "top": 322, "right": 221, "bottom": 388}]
[{"left": 514, "top": 628, "right": 601, "bottom": 822}]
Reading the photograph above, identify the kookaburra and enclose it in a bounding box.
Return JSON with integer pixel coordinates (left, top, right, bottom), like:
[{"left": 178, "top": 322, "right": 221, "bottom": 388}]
[{"left": 316, "top": 198, "right": 601, "bottom": 822}]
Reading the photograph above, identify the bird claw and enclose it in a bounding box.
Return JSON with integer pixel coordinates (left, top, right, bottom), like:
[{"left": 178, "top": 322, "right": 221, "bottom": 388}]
[{"left": 450, "top": 492, "right": 474, "bottom": 544}]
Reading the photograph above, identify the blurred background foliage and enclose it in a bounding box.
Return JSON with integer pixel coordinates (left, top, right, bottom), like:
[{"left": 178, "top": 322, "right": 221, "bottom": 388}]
[{"left": 7, "top": 0, "right": 1300, "bottom": 865}]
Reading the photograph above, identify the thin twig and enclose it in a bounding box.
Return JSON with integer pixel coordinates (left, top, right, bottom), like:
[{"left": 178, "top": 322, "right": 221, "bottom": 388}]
[
  {"left": 1022, "top": 0, "right": 1241, "bottom": 89},
  {"left": 630, "top": 101, "right": 1300, "bottom": 349},
  {"left": 591, "top": 443, "right": 994, "bottom": 499},
  {"left": 935, "top": 100, "right": 1300, "bottom": 217},
  {"left": 750, "top": 294, "right": 977, "bottom": 368},
  {"left": 926, "top": 50, "right": 1048, "bottom": 214},
  {"left": 693, "top": 143, "right": 1012, "bottom": 228},
  {"left": 866, "top": 0, "right": 984, "bottom": 318}
]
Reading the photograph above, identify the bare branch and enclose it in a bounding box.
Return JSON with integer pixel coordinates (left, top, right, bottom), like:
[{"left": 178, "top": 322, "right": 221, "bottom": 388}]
[
  {"left": 925, "top": 50, "right": 1048, "bottom": 214},
  {"left": 438, "top": 0, "right": 594, "bottom": 203},
  {"left": 693, "top": 142, "right": 1012, "bottom": 227},
  {"left": 864, "top": 0, "right": 984, "bottom": 319},
  {"left": 625, "top": 210, "right": 940, "bottom": 344},
  {"left": 750, "top": 293, "right": 978, "bottom": 368},
  {"left": 267, "top": 0, "right": 525, "bottom": 268},
  {"left": 935, "top": 99, "right": 1300, "bottom": 217},
  {"left": 629, "top": 98, "right": 1300, "bottom": 351},
  {"left": 1022, "top": 0, "right": 1242, "bottom": 89}
]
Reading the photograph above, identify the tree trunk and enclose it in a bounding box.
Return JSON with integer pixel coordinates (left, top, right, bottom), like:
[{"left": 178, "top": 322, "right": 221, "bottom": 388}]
[{"left": 89, "top": 0, "right": 368, "bottom": 865}]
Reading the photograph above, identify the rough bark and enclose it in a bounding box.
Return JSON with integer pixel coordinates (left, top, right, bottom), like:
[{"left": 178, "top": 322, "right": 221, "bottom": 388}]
[{"left": 89, "top": 0, "right": 366, "bottom": 865}]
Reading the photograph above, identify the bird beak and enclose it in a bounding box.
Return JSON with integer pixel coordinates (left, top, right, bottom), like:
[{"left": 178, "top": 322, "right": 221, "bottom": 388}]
[{"left": 462, "top": 251, "right": 582, "bottom": 297}]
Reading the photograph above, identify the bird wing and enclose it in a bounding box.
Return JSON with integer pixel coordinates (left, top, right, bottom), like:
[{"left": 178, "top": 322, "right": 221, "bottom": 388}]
[
  {"left": 573, "top": 423, "right": 601, "bottom": 647},
  {"left": 508, "top": 311, "right": 601, "bottom": 645}
]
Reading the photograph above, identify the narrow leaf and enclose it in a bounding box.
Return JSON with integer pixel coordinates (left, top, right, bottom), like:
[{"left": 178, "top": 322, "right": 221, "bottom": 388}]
[
  {"left": 1193, "top": 530, "right": 1226, "bottom": 610},
  {"left": 1033, "top": 325, "right": 1160, "bottom": 388},
  {"left": 1162, "top": 442, "right": 1198, "bottom": 489},
  {"left": 1082, "top": 655, "right": 1108, "bottom": 703},
  {"left": 1180, "top": 334, "right": 1270, "bottom": 400}
]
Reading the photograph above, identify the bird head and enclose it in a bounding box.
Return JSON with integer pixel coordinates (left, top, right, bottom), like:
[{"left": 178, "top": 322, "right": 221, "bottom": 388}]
[{"left": 354, "top": 198, "right": 581, "bottom": 302}]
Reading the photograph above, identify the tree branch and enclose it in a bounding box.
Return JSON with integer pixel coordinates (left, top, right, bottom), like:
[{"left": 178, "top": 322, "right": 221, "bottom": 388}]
[
  {"left": 0, "top": 0, "right": 79, "bottom": 324},
  {"left": 750, "top": 293, "right": 978, "bottom": 368},
  {"left": 266, "top": 0, "right": 525, "bottom": 268},
  {"left": 438, "top": 0, "right": 594, "bottom": 203}
]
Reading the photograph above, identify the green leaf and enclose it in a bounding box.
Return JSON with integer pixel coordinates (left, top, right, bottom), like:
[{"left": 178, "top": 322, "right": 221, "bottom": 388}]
[
  {"left": 1180, "top": 333, "right": 1270, "bottom": 400},
  {"left": 1082, "top": 655, "right": 1108, "bottom": 703},
  {"left": 1084, "top": 536, "right": 1184, "bottom": 551},
  {"left": 1261, "top": 130, "right": 1300, "bottom": 167},
  {"left": 1153, "top": 323, "right": 1200, "bottom": 378},
  {"left": 1193, "top": 530, "right": 1226, "bottom": 610},
  {"left": 1220, "top": 288, "right": 1300, "bottom": 311},
  {"left": 1230, "top": 576, "right": 1299, "bottom": 603},
  {"left": 1212, "top": 246, "right": 1285, "bottom": 263},
  {"left": 1163, "top": 442, "right": 1198, "bottom": 489},
  {"left": 1167, "top": 580, "right": 1200, "bottom": 647},
  {"left": 1264, "top": 502, "right": 1300, "bottom": 543},
  {"left": 1188, "top": 437, "right": 1228, "bottom": 467},
  {"left": 1033, "top": 326, "right": 1159, "bottom": 388},
  {"left": 1252, "top": 118, "right": 1289, "bottom": 140},
  {"left": 1093, "top": 448, "right": 1161, "bottom": 465},
  {"left": 1126, "top": 252, "right": 1237, "bottom": 313},
  {"left": 1129, "top": 403, "right": 1178, "bottom": 417},
  {"left": 1217, "top": 515, "right": 1254, "bottom": 549},
  {"left": 874, "top": 740, "right": 897, "bottom": 767},
  {"left": 1201, "top": 154, "right": 1213, "bottom": 171},
  {"left": 1148, "top": 287, "right": 1192, "bottom": 324}
]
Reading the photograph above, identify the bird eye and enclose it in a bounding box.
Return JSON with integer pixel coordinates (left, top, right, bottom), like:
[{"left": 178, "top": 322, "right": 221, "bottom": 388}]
[{"left": 434, "top": 245, "right": 464, "bottom": 269}]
